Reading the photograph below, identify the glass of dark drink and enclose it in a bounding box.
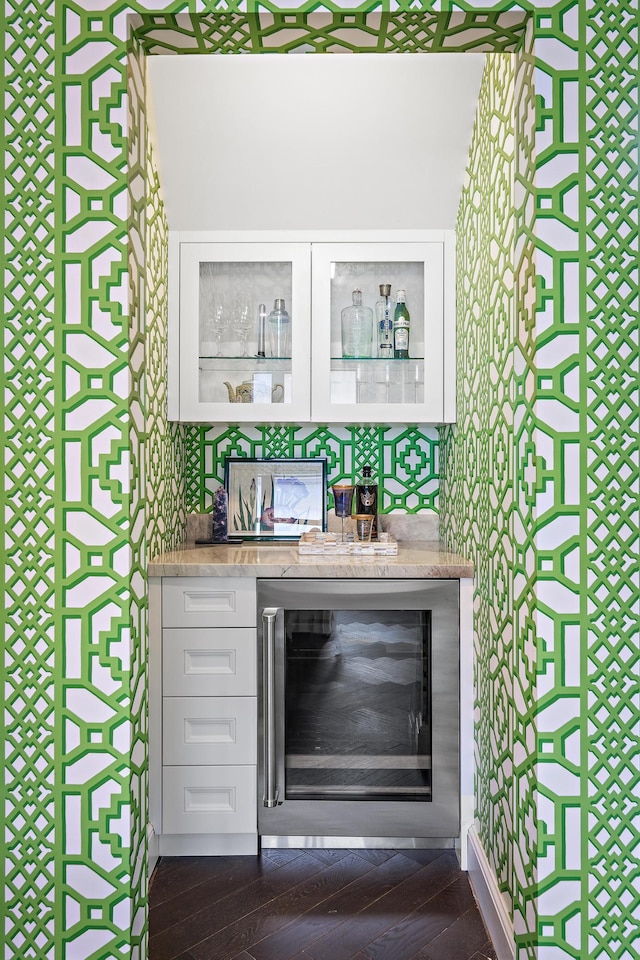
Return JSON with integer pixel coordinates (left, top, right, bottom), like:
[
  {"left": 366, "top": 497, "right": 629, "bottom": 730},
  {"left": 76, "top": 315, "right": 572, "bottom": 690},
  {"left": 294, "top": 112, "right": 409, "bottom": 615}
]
[{"left": 331, "top": 484, "right": 355, "bottom": 542}]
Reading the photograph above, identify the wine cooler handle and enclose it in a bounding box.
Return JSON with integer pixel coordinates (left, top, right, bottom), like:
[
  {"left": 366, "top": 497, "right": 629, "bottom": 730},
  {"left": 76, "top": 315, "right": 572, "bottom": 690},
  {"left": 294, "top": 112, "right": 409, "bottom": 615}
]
[{"left": 262, "top": 607, "right": 280, "bottom": 808}]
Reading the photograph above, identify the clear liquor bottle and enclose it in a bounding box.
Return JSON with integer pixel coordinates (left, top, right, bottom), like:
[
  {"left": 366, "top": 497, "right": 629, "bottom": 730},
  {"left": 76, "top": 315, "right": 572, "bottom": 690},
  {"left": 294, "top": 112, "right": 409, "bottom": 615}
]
[
  {"left": 393, "top": 288, "right": 410, "bottom": 359},
  {"left": 341, "top": 288, "right": 373, "bottom": 358},
  {"left": 375, "top": 283, "right": 394, "bottom": 359}
]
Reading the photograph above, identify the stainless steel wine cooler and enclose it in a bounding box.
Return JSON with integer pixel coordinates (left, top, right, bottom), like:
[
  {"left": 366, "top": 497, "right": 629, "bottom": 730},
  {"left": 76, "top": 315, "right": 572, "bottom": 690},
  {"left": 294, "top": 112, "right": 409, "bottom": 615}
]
[{"left": 257, "top": 579, "right": 460, "bottom": 848}]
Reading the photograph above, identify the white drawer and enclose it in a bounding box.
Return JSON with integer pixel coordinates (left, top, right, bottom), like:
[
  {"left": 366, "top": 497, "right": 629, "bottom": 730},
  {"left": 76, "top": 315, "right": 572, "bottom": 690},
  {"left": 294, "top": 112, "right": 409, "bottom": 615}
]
[
  {"left": 162, "top": 765, "right": 256, "bottom": 835},
  {"left": 163, "top": 627, "right": 256, "bottom": 697},
  {"left": 163, "top": 697, "right": 257, "bottom": 766},
  {"left": 162, "top": 577, "right": 256, "bottom": 628}
]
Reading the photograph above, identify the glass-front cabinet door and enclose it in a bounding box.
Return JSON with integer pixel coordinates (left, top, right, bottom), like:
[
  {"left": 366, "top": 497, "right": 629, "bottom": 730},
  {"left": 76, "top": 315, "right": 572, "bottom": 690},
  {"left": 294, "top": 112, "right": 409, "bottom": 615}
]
[
  {"left": 310, "top": 237, "right": 455, "bottom": 424},
  {"left": 170, "top": 240, "right": 311, "bottom": 422}
]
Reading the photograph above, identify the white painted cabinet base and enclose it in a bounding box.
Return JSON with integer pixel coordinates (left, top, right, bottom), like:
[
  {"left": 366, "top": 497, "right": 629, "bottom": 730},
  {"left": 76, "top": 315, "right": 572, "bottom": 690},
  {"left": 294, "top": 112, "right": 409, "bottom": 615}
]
[
  {"left": 163, "top": 764, "right": 257, "bottom": 835},
  {"left": 159, "top": 832, "right": 258, "bottom": 856},
  {"left": 163, "top": 696, "right": 257, "bottom": 766},
  {"left": 150, "top": 576, "right": 259, "bottom": 857}
]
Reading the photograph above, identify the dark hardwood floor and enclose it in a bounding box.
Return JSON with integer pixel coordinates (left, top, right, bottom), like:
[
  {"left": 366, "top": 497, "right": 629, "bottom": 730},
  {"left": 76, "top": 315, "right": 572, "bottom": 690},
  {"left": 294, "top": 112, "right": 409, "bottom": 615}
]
[{"left": 149, "top": 848, "right": 497, "bottom": 960}]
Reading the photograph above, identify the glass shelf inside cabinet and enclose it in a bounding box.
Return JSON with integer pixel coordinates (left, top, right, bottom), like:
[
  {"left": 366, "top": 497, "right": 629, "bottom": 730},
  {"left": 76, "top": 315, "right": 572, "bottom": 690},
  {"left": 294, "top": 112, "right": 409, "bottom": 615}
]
[
  {"left": 329, "top": 358, "right": 425, "bottom": 405},
  {"left": 329, "top": 260, "right": 425, "bottom": 406},
  {"left": 199, "top": 258, "right": 293, "bottom": 405},
  {"left": 199, "top": 358, "right": 292, "bottom": 405}
]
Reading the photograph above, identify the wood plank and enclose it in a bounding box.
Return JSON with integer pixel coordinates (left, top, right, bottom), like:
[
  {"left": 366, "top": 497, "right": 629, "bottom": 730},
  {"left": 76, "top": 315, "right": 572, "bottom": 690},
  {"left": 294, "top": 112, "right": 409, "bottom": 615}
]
[
  {"left": 344, "top": 848, "right": 397, "bottom": 866},
  {"left": 363, "top": 875, "right": 475, "bottom": 960},
  {"left": 303, "top": 848, "right": 354, "bottom": 866},
  {"left": 303, "top": 851, "right": 461, "bottom": 960},
  {"left": 247, "top": 852, "right": 426, "bottom": 960},
  {"left": 259, "top": 848, "right": 306, "bottom": 867},
  {"left": 150, "top": 852, "right": 330, "bottom": 960},
  {"left": 150, "top": 855, "right": 281, "bottom": 937},
  {"left": 396, "top": 848, "right": 453, "bottom": 867},
  {"left": 410, "top": 905, "right": 494, "bottom": 960},
  {"left": 149, "top": 856, "right": 227, "bottom": 907},
  {"left": 149, "top": 849, "right": 497, "bottom": 960},
  {"left": 469, "top": 946, "right": 498, "bottom": 960},
  {"left": 187, "top": 853, "right": 375, "bottom": 960}
]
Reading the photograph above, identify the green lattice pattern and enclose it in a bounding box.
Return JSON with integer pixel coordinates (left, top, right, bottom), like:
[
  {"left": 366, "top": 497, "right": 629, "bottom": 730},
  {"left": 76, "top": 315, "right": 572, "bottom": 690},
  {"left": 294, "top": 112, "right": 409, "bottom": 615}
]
[
  {"left": 3, "top": 3, "right": 639, "bottom": 959},
  {"left": 509, "top": 20, "right": 537, "bottom": 957},
  {"left": 194, "top": 424, "right": 439, "bottom": 513},
  {"left": 3, "top": 3, "right": 57, "bottom": 958},
  {"left": 129, "top": 35, "right": 149, "bottom": 959},
  {"left": 584, "top": 2, "right": 640, "bottom": 956},
  {"left": 136, "top": 11, "right": 255, "bottom": 55},
  {"left": 441, "top": 4, "right": 639, "bottom": 958},
  {"left": 58, "top": 6, "right": 135, "bottom": 957},
  {"left": 135, "top": 7, "right": 528, "bottom": 55},
  {"left": 529, "top": 5, "right": 591, "bottom": 957},
  {"left": 439, "top": 49, "right": 522, "bottom": 934},
  {"left": 146, "top": 124, "right": 187, "bottom": 562}
]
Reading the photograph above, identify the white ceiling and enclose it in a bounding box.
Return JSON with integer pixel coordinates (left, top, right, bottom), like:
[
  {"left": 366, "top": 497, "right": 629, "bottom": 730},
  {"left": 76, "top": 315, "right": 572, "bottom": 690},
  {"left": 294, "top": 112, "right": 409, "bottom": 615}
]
[{"left": 147, "top": 53, "right": 486, "bottom": 232}]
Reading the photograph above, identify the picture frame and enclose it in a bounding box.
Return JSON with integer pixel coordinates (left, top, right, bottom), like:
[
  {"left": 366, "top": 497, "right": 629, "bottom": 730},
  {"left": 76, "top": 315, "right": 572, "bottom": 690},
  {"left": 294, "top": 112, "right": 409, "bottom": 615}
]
[{"left": 224, "top": 457, "right": 327, "bottom": 541}]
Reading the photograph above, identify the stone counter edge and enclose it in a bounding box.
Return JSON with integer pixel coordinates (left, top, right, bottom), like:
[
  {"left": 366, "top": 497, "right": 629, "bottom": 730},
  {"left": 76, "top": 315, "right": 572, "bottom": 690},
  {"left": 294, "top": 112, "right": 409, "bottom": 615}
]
[{"left": 148, "top": 540, "right": 474, "bottom": 579}]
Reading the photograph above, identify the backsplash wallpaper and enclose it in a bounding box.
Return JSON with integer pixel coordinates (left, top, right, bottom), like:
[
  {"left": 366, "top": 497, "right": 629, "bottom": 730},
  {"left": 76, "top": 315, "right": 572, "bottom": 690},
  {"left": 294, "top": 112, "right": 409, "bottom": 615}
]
[
  {"left": 1, "top": 4, "right": 637, "bottom": 960},
  {"left": 184, "top": 424, "right": 439, "bottom": 515}
]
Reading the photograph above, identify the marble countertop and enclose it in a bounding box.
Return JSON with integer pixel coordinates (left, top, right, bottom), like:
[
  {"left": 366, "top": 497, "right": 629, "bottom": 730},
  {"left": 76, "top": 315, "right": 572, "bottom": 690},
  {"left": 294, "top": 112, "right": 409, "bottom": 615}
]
[{"left": 148, "top": 539, "right": 474, "bottom": 579}]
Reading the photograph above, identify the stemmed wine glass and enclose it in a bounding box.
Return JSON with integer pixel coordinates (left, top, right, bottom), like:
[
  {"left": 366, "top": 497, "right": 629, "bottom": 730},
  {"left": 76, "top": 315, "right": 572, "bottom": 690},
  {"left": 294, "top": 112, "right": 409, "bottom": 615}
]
[
  {"left": 331, "top": 484, "right": 355, "bottom": 542},
  {"left": 210, "top": 304, "right": 229, "bottom": 357},
  {"left": 231, "top": 303, "right": 254, "bottom": 358}
]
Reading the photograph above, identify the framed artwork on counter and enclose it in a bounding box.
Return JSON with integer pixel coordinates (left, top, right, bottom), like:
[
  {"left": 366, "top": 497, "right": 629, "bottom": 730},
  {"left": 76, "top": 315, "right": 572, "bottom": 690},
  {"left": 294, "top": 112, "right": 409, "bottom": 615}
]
[{"left": 224, "top": 456, "right": 327, "bottom": 541}]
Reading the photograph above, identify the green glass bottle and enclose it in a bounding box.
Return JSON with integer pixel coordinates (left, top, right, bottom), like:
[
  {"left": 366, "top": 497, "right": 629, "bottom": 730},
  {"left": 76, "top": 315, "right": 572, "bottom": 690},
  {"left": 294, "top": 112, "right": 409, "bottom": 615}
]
[{"left": 393, "top": 289, "right": 410, "bottom": 359}]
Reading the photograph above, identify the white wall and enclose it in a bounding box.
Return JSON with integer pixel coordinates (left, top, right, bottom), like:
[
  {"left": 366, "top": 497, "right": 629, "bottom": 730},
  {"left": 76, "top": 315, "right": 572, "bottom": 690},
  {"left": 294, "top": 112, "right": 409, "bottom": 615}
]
[{"left": 147, "top": 53, "right": 485, "bottom": 232}]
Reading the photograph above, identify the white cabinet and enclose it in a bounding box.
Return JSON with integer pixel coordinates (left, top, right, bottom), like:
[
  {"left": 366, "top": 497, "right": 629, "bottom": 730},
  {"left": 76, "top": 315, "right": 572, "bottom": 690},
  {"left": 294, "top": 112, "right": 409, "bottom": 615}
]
[
  {"left": 311, "top": 239, "right": 455, "bottom": 424},
  {"left": 169, "top": 238, "right": 311, "bottom": 423},
  {"left": 168, "top": 230, "right": 455, "bottom": 424},
  {"left": 154, "top": 577, "right": 258, "bottom": 855}
]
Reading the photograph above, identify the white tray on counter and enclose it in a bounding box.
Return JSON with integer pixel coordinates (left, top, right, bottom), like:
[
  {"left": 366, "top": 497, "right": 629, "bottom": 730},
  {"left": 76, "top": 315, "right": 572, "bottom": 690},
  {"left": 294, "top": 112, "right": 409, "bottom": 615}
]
[{"left": 298, "top": 532, "right": 398, "bottom": 556}]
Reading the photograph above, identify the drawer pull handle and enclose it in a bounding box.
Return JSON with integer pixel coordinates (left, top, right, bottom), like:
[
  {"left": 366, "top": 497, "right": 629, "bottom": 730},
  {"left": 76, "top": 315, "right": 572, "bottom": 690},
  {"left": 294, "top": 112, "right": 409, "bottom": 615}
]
[
  {"left": 184, "top": 648, "right": 236, "bottom": 676},
  {"left": 262, "top": 608, "right": 279, "bottom": 808},
  {"left": 183, "top": 590, "right": 235, "bottom": 614}
]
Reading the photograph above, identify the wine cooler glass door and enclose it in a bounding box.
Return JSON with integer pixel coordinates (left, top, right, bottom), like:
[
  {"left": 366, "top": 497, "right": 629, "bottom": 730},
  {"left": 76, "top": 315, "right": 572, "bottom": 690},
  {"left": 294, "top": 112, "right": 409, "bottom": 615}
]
[
  {"left": 284, "top": 607, "right": 432, "bottom": 801},
  {"left": 258, "top": 579, "right": 459, "bottom": 845}
]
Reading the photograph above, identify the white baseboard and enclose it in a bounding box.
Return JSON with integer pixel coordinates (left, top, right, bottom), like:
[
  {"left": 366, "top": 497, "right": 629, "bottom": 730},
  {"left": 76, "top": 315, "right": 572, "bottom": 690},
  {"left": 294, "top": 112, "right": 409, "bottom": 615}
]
[
  {"left": 457, "top": 792, "right": 475, "bottom": 870},
  {"left": 147, "top": 823, "right": 159, "bottom": 879},
  {"left": 467, "top": 826, "right": 515, "bottom": 960}
]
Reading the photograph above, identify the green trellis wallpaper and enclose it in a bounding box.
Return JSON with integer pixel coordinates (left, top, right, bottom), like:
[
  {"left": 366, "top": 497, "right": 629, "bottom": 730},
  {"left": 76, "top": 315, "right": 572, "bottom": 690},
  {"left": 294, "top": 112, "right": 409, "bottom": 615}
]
[
  {"left": 440, "top": 43, "right": 539, "bottom": 955},
  {"left": 185, "top": 424, "right": 440, "bottom": 514},
  {"left": 145, "top": 105, "right": 187, "bottom": 563},
  {"left": 1, "top": 4, "right": 638, "bottom": 960}
]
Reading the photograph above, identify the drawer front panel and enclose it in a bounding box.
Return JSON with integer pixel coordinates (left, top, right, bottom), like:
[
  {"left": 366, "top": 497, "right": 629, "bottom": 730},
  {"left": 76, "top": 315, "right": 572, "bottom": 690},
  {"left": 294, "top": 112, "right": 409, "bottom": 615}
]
[
  {"left": 163, "top": 628, "right": 256, "bottom": 696},
  {"left": 163, "top": 765, "right": 256, "bottom": 835},
  {"left": 163, "top": 577, "right": 257, "bottom": 628},
  {"left": 163, "top": 697, "right": 257, "bottom": 766}
]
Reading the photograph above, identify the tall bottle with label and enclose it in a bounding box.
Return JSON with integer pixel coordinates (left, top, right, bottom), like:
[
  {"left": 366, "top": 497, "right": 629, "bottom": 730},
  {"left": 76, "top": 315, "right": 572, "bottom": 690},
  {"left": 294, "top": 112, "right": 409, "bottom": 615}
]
[
  {"left": 376, "top": 284, "right": 394, "bottom": 358},
  {"left": 393, "top": 289, "right": 410, "bottom": 359},
  {"left": 355, "top": 464, "right": 379, "bottom": 540}
]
